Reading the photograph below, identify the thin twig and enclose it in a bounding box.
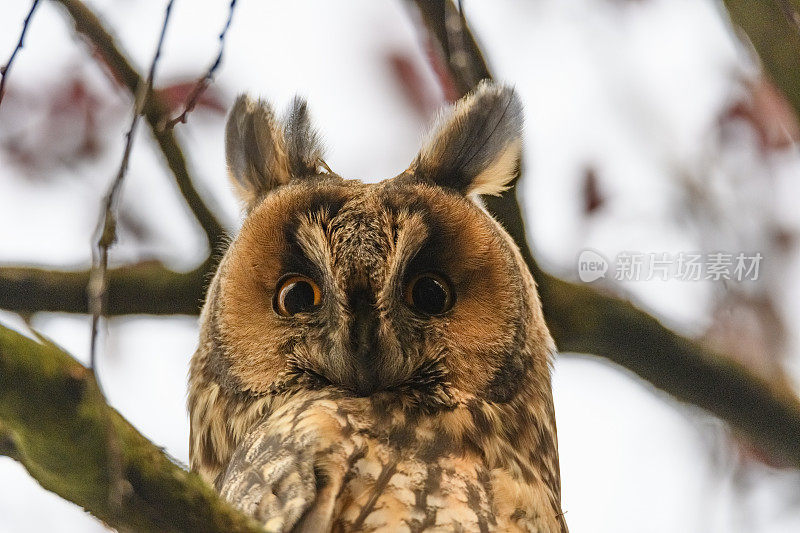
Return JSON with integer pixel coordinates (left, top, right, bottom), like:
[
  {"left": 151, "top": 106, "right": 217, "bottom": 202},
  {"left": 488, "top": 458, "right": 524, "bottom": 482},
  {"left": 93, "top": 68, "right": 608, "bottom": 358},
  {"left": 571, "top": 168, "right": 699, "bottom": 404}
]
[
  {"left": 0, "top": 0, "right": 42, "bottom": 108},
  {"left": 163, "top": 0, "right": 237, "bottom": 129},
  {"left": 88, "top": 0, "right": 175, "bottom": 374},
  {"left": 87, "top": 0, "right": 175, "bottom": 512}
]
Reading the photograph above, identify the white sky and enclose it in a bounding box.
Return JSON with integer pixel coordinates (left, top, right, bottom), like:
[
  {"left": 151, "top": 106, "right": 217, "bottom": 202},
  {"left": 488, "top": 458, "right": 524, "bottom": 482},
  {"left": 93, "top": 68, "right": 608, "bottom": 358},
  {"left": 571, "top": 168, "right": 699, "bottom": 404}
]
[{"left": 1, "top": 1, "right": 799, "bottom": 532}]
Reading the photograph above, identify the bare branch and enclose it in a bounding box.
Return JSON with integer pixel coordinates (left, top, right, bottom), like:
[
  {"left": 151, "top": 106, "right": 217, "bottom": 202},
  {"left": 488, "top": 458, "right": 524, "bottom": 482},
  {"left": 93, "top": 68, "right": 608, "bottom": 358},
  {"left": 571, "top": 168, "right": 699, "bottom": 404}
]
[
  {"left": 163, "top": 0, "right": 238, "bottom": 129},
  {"left": 408, "top": 0, "right": 800, "bottom": 467},
  {"left": 89, "top": 0, "right": 174, "bottom": 371},
  {"left": 0, "top": 0, "right": 42, "bottom": 108},
  {"left": 0, "top": 323, "right": 263, "bottom": 532},
  {"left": 52, "top": 0, "right": 228, "bottom": 253}
]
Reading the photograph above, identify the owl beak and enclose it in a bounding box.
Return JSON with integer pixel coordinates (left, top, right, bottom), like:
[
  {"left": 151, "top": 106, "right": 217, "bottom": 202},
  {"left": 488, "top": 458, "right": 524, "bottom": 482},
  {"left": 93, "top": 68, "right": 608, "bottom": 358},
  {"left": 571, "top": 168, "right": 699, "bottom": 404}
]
[{"left": 348, "top": 290, "right": 381, "bottom": 396}]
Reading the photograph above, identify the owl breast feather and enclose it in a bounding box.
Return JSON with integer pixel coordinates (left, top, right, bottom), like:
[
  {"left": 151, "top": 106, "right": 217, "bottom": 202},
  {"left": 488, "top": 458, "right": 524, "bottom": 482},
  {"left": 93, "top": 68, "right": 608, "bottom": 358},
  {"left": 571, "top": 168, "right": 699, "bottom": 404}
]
[{"left": 218, "top": 389, "right": 563, "bottom": 533}]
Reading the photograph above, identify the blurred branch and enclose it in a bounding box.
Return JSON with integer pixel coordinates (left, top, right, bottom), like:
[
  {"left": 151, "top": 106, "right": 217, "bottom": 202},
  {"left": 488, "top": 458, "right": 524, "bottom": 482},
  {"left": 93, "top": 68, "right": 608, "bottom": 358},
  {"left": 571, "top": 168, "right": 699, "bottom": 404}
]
[
  {"left": 0, "top": 420, "right": 21, "bottom": 462},
  {"left": 410, "top": 0, "right": 800, "bottom": 466},
  {"left": 52, "top": 0, "right": 228, "bottom": 252},
  {"left": 488, "top": 191, "right": 800, "bottom": 466},
  {"left": 0, "top": 0, "right": 42, "bottom": 107},
  {"left": 0, "top": 323, "right": 263, "bottom": 532},
  {"left": 164, "top": 0, "right": 237, "bottom": 129},
  {"left": 0, "top": 0, "right": 228, "bottom": 318},
  {"left": 411, "top": 0, "right": 490, "bottom": 97},
  {"left": 0, "top": 262, "right": 207, "bottom": 315},
  {"left": 775, "top": 0, "right": 800, "bottom": 35},
  {"left": 722, "top": 0, "right": 800, "bottom": 118}
]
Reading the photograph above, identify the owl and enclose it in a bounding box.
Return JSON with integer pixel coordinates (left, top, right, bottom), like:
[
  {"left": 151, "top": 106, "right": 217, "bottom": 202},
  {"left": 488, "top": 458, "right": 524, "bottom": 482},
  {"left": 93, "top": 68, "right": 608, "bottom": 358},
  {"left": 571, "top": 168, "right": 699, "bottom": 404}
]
[{"left": 188, "top": 81, "right": 567, "bottom": 532}]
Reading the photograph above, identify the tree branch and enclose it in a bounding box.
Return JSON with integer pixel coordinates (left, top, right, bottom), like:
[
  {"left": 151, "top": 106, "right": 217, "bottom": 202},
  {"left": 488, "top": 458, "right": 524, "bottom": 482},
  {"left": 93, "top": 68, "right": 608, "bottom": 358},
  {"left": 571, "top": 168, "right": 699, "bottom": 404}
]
[
  {"left": 722, "top": 0, "right": 800, "bottom": 118},
  {"left": 409, "top": 0, "right": 800, "bottom": 466},
  {"left": 488, "top": 189, "right": 800, "bottom": 464},
  {"left": 0, "top": 262, "right": 207, "bottom": 316},
  {"left": 51, "top": 0, "right": 228, "bottom": 253},
  {"left": 0, "top": 323, "right": 263, "bottom": 532},
  {"left": 410, "top": 0, "right": 490, "bottom": 98},
  {"left": 0, "top": 0, "right": 41, "bottom": 108}
]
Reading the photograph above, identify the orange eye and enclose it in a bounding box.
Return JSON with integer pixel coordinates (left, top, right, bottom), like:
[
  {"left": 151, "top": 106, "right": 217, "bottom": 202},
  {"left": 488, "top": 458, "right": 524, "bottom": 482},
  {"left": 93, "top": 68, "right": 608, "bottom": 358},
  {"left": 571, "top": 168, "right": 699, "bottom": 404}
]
[
  {"left": 274, "top": 275, "right": 322, "bottom": 316},
  {"left": 404, "top": 272, "right": 454, "bottom": 316}
]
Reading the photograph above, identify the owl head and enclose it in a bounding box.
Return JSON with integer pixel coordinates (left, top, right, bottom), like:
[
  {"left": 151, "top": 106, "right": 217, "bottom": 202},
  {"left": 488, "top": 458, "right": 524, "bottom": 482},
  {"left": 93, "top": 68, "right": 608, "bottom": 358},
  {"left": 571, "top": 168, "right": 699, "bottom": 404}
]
[{"left": 202, "top": 81, "right": 553, "bottom": 411}]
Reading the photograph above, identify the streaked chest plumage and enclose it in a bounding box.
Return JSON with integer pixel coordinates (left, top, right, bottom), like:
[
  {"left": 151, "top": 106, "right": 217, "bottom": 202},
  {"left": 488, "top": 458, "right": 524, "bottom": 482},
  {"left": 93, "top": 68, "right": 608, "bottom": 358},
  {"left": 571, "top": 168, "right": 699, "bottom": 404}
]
[{"left": 217, "top": 390, "right": 564, "bottom": 532}]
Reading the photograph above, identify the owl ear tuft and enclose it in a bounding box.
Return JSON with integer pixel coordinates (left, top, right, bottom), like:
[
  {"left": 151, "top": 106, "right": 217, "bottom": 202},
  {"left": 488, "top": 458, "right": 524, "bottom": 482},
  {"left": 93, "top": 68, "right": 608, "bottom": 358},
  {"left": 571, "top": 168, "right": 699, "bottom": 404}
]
[
  {"left": 225, "top": 94, "right": 325, "bottom": 210},
  {"left": 283, "top": 96, "right": 325, "bottom": 180},
  {"left": 412, "top": 81, "right": 523, "bottom": 197}
]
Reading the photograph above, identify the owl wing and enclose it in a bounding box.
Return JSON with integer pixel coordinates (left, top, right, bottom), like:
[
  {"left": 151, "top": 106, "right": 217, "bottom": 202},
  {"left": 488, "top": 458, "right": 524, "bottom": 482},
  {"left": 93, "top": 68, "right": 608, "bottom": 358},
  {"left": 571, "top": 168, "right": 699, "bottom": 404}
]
[
  {"left": 217, "top": 393, "right": 359, "bottom": 532},
  {"left": 217, "top": 418, "right": 318, "bottom": 532}
]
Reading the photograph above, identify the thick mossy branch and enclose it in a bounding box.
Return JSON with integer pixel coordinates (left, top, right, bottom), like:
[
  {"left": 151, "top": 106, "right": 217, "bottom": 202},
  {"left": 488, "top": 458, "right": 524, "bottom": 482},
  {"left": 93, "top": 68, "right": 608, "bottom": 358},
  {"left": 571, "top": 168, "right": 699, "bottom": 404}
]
[
  {"left": 414, "top": 0, "right": 800, "bottom": 465},
  {"left": 52, "top": 0, "right": 228, "bottom": 253},
  {"left": 0, "top": 323, "right": 263, "bottom": 532}
]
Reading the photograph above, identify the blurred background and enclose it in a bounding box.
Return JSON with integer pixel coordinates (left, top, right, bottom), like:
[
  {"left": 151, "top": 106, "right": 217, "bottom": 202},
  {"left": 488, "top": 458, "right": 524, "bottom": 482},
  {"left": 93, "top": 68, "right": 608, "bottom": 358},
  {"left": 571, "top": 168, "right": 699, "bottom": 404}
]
[{"left": 1, "top": 0, "right": 800, "bottom": 531}]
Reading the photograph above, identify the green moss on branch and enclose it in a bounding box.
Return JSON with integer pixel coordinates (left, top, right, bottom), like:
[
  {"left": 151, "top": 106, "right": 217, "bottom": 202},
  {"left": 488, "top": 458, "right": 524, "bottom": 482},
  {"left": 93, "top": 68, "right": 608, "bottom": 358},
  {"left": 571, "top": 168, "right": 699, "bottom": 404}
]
[{"left": 0, "top": 324, "right": 263, "bottom": 532}]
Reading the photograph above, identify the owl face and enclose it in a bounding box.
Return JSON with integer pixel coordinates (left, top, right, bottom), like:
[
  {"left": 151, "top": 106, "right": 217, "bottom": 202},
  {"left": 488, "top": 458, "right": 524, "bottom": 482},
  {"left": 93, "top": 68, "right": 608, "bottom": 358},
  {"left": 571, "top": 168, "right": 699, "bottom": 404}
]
[{"left": 209, "top": 82, "right": 551, "bottom": 408}]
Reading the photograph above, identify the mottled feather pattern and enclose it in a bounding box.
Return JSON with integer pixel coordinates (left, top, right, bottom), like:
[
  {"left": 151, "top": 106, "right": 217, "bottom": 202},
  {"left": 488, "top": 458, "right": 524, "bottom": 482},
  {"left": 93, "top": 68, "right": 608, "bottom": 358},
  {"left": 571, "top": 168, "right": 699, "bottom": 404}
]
[{"left": 218, "top": 388, "right": 564, "bottom": 532}]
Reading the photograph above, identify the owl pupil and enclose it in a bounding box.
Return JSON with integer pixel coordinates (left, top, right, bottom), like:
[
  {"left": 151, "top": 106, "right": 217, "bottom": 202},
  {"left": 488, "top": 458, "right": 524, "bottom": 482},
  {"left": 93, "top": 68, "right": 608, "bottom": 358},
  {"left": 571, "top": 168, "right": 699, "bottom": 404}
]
[
  {"left": 282, "top": 281, "right": 315, "bottom": 314},
  {"left": 411, "top": 276, "right": 448, "bottom": 315}
]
